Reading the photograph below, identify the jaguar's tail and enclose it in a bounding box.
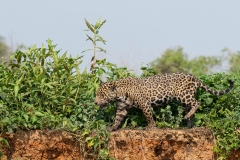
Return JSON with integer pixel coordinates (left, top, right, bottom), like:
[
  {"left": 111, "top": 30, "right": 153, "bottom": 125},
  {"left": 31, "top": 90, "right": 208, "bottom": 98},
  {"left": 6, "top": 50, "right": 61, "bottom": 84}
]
[{"left": 199, "top": 79, "right": 234, "bottom": 95}]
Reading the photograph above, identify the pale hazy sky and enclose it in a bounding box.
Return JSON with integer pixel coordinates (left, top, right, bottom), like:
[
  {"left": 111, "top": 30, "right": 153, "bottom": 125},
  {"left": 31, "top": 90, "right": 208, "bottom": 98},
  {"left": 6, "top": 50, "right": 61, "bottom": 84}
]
[{"left": 1, "top": 1, "right": 240, "bottom": 73}]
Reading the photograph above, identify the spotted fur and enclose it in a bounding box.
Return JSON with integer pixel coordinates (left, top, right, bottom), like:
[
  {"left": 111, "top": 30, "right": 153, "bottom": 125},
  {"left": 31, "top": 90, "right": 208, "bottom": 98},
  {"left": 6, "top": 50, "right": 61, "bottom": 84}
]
[{"left": 94, "top": 73, "right": 234, "bottom": 131}]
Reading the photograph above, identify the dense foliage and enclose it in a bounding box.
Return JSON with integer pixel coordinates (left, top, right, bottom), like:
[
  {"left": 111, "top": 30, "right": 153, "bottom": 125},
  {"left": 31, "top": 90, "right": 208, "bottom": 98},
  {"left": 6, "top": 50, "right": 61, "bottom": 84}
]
[
  {"left": 0, "top": 40, "right": 109, "bottom": 159},
  {"left": 196, "top": 73, "right": 240, "bottom": 159}
]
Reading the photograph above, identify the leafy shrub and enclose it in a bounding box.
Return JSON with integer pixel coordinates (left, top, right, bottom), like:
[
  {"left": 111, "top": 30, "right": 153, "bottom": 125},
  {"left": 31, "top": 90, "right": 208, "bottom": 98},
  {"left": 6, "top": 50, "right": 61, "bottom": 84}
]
[{"left": 0, "top": 40, "right": 85, "bottom": 131}]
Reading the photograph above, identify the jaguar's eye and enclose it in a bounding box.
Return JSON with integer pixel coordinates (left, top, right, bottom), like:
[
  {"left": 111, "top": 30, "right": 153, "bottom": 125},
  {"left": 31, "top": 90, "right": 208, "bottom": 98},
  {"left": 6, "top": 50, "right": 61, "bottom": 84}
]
[{"left": 99, "top": 93, "right": 105, "bottom": 98}]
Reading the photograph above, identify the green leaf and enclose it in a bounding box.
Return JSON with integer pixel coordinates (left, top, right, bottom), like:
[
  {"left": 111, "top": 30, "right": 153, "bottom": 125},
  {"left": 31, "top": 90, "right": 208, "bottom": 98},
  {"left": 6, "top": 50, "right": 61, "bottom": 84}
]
[
  {"left": 131, "top": 120, "right": 137, "bottom": 127},
  {"left": 88, "top": 139, "right": 95, "bottom": 147},
  {"left": 94, "top": 17, "right": 102, "bottom": 29},
  {"left": 23, "top": 123, "right": 28, "bottom": 128},
  {"left": 81, "top": 48, "right": 93, "bottom": 53},
  {"left": 96, "top": 35, "right": 107, "bottom": 44},
  {"left": 61, "top": 52, "right": 67, "bottom": 59},
  {"left": 97, "top": 68, "right": 105, "bottom": 76},
  {"left": 14, "top": 84, "right": 19, "bottom": 98},
  {"left": 81, "top": 129, "right": 90, "bottom": 136},
  {"left": 99, "top": 149, "right": 109, "bottom": 157},
  {"left": 71, "top": 88, "right": 77, "bottom": 94},
  {"left": 45, "top": 84, "right": 53, "bottom": 89},
  {"left": 34, "top": 111, "right": 45, "bottom": 117},
  {"left": 85, "top": 136, "right": 92, "bottom": 142},
  {"left": 7, "top": 127, "right": 13, "bottom": 133},
  {"left": 0, "top": 137, "right": 10, "bottom": 147},
  {"left": 94, "top": 141, "right": 100, "bottom": 150},
  {"left": 166, "top": 105, "right": 171, "bottom": 110},
  {"left": 1, "top": 117, "right": 10, "bottom": 124},
  {"left": 98, "top": 19, "right": 106, "bottom": 29},
  {"left": 84, "top": 18, "right": 95, "bottom": 33},
  {"left": 96, "top": 47, "right": 106, "bottom": 53},
  {"left": 205, "top": 97, "right": 213, "bottom": 105},
  {"left": 160, "top": 108, "right": 165, "bottom": 112},
  {"left": 23, "top": 114, "right": 29, "bottom": 121},
  {"left": 86, "top": 34, "right": 94, "bottom": 42},
  {"left": 63, "top": 119, "right": 68, "bottom": 127},
  {"left": 218, "top": 109, "right": 224, "bottom": 114},
  {"left": 31, "top": 115, "right": 38, "bottom": 124},
  {"left": 122, "top": 118, "right": 129, "bottom": 128}
]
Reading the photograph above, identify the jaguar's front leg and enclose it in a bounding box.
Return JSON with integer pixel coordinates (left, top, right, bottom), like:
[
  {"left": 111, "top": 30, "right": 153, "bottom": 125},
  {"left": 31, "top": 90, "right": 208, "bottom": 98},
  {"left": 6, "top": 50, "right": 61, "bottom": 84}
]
[{"left": 108, "top": 102, "right": 128, "bottom": 132}]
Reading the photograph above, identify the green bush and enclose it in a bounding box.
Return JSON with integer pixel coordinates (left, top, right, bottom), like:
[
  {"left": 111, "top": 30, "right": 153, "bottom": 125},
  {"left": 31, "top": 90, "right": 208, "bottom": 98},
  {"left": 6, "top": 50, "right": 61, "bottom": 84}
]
[{"left": 0, "top": 40, "right": 86, "bottom": 131}]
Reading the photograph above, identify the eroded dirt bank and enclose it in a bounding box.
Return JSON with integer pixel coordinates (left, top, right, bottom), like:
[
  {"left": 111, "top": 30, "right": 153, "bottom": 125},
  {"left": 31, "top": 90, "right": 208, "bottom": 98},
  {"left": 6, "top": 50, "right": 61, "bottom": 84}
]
[
  {"left": 110, "top": 128, "right": 215, "bottom": 160},
  {"left": 1, "top": 128, "right": 239, "bottom": 160},
  {"left": 109, "top": 128, "right": 239, "bottom": 160},
  {"left": 1, "top": 130, "right": 81, "bottom": 160}
]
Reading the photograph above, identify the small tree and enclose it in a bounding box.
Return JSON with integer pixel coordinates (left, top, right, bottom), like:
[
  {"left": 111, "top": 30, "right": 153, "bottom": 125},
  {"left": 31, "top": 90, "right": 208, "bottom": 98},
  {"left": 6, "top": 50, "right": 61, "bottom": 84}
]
[
  {"left": 151, "top": 47, "right": 221, "bottom": 77},
  {"left": 82, "top": 18, "right": 107, "bottom": 73},
  {"left": 151, "top": 47, "right": 189, "bottom": 74},
  {"left": 188, "top": 55, "right": 221, "bottom": 76}
]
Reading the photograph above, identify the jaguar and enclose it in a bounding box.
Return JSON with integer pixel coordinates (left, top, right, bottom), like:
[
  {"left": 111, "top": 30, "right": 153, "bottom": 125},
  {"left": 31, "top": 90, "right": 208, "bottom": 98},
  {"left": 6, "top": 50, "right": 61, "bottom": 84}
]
[{"left": 94, "top": 73, "right": 234, "bottom": 131}]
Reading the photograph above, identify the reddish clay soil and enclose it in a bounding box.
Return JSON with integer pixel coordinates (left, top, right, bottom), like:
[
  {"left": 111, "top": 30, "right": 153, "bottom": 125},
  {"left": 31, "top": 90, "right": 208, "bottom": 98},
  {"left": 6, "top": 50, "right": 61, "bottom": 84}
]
[
  {"left": 109, "top": 128, "right": 240, "bottom": 160},
  {"left": 0, "top": 128, "right": 239, "bottom": 160},
  {"left": 1, "top": 130, "right": 82, "bottom": 160}
]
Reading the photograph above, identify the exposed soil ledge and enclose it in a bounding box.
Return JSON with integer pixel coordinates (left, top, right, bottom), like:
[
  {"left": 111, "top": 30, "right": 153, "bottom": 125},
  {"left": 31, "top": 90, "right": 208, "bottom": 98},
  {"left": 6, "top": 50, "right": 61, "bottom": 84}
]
[
  {"left": 1, "top": 130, "right": 81, "bottom": 160},
  {"left": 1, "top": 128, "right": 239, "bottom": 160}
]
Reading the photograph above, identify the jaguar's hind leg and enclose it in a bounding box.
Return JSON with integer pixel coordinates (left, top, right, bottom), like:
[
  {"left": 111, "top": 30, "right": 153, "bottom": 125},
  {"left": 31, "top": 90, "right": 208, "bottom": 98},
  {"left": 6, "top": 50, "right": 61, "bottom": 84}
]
[
  {"left": 184, "top": 106, "right": 195, "bottom": 128},
  {"left": 184, "top": 98, "right": 200, "bottom": 120},
  {"left": 178, "top": 95, "right": 200, "bottom": 128},
  {"left": 187, "top": 115, "right": 195, "bottom": 128}
]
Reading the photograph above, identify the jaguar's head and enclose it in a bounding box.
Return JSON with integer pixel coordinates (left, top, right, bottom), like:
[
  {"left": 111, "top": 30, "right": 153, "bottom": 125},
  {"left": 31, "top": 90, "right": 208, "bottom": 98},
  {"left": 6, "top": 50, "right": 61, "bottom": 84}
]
[{"left": 94, "top": 82, "right": 117, "bottom": 108}]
